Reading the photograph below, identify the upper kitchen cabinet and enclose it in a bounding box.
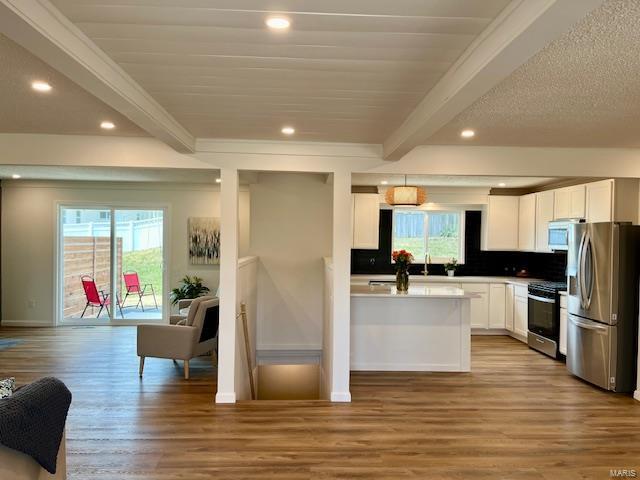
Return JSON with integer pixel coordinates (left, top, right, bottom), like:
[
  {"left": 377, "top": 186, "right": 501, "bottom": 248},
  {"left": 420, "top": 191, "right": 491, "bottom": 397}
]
[
  {"left": 481, "top": 196, "right": 519, "bottom": 251},
  {"left": 352, "top": 193, "right": 380, "bottom": 249},
  {"left": 535, "top": 190, "right": 554, "bottom": 253},
  {"left": 518, "top": 193, "right": 536, "bottom": 251},
  {"left": 553, "top": 184, "right": 586, "bottom": 220},
  {"left": 585, "top": 179, "right": 613, "bottom": 223}
]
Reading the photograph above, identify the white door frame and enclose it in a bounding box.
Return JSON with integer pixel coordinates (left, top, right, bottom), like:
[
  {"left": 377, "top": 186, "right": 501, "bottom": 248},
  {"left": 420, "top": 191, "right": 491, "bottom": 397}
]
[{"left": 54, "top": 201, "right": 171, "bottom": 326}]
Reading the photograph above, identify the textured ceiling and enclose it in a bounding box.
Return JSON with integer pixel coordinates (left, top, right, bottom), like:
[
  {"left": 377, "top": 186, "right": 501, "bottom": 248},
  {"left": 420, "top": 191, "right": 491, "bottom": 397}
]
[
  {"left": 50, "top": 0, "right": 511, "bottom": 142},
  {"left": 0, "top": 34, "right": 147, "bottom": 137},
  {"left": 427, "top": 0, "right": 640, "bottom": 147},
  {"left": 351, "top": 174, "right": 556, "bottom": 189}
]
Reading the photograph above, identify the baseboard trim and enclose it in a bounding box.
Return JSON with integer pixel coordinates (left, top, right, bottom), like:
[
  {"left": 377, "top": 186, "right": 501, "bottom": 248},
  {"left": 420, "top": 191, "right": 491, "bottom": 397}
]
[
  {"left": 257, "top": 349, "right": 322, "bottom": 365},
  {"left": 634, "top": 390, "right": 640, "bottom": 402},
  {"left": 215, "top": 392, "right": 236, "bottom": 404},
  {"left": 471, "top": 328, "right": 510, "bottom": 335},
  {"left": 350, "top": 362, "right": 466, "bottom": 372},
  {"left": 330, "top": 391, "right": 351, "bottom": 403},
  {"left": 0, "top": 320, "right": 53, "bottom": 327}
]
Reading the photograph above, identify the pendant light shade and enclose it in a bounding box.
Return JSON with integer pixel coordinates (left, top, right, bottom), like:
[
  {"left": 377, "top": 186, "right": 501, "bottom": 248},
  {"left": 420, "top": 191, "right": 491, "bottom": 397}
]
[{"left": 384, "top": 177, "right": 426, "bottom": 206}]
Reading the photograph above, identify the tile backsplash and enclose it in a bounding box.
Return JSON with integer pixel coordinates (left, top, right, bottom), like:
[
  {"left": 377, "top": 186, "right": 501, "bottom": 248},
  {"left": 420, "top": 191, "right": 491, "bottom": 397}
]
[{"left": 351, "top": 210, "right": 568, "bottom": 282}]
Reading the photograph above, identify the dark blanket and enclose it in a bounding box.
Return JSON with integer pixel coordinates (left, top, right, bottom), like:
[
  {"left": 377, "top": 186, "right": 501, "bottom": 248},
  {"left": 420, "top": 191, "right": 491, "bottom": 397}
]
[{"left": 0, "top": 377, "right": 72, "bottom": 474}]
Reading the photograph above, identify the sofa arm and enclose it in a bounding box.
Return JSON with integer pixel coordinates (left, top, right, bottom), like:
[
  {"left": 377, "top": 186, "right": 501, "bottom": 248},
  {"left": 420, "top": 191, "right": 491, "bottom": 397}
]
[{"left": 137, "top": 324, "right": 198, "bottom": 360}]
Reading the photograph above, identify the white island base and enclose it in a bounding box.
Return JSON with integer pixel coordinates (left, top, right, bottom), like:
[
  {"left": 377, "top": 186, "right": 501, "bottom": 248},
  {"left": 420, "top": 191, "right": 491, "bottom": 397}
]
[{"left": 350, "top": 285, "right": 474, "bottom": 372}]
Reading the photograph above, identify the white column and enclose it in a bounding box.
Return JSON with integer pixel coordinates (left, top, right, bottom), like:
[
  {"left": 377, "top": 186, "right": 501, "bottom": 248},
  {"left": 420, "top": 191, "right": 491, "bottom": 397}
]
[
  {"left": 215, "top": 168, "right": 239, "bottom": 404},
  {"left": 331, "top": 170, "right": 352, "bottom": 402}
]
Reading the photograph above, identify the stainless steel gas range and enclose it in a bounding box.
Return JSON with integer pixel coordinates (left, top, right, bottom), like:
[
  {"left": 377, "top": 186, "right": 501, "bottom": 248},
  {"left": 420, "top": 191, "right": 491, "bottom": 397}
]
[{"left": 527, "top": 281, "right": 567, "bottom": 359}]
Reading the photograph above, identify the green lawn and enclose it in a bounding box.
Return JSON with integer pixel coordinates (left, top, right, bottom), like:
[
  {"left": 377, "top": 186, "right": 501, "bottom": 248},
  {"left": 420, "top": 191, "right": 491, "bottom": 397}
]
[
  {"left": 122, "top": 247, "right": 163, "bottom": 306},
  {"left": 394, "top": 237, "right": 459, "bottom": 262}
]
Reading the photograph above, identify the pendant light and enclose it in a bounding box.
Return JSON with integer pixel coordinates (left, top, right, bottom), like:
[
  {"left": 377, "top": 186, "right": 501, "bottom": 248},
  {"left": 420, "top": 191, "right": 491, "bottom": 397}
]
[{"left": 384, "top": 175, "right": 427, "bottom": 206}]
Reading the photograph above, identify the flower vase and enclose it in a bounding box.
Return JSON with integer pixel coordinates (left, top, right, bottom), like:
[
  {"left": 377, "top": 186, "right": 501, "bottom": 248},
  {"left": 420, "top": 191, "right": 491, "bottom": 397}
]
[
  {"left": 396, "top": 268, "right": 409, "bottom": 292},
  {"left": 447, "top": 270, "right": 455, "bottom": 277}
]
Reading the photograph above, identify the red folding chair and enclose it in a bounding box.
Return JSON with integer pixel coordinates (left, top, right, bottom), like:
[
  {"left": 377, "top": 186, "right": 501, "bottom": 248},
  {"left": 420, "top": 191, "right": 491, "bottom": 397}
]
[
  {"left": 122, "top": 271, "right": 158, "bottom": 311},
  {"left": 80, "top": 275, "right": 123, "bottom": 318}
]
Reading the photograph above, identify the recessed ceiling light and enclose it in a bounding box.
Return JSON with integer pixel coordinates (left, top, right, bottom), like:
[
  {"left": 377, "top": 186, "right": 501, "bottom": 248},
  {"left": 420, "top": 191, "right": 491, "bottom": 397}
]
[
  {"left": 215, "top": 178, "right": 221, "bottom": 183},
  {"left": 31, "top": 81, "right": 52, "bottom": 92},
  {"left": 100, "top": 121, "right": 115, "bottom": 130},
  {"left": 460, "top": 129, "right": 475, "bottom": 138},
  {"left": 266, "top": 16, "right": 290, "bottom": 30},
  {"left": 11, "top": 174, "right": 21, "bottom": 179},
  {"left": 498, "top": 182, "right": 507, "bottom": 187},
  {"left": 281, "top": 126, "right": 295, "bottom": 135},
  {"left": 380, "top": 180, "right": 388, "bottom": 185}
]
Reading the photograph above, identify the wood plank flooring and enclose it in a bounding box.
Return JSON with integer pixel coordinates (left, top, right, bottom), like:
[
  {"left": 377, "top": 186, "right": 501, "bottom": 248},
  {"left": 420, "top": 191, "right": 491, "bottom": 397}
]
[{"left": 1, "top": 326, "right": 639, "bottom": 479}]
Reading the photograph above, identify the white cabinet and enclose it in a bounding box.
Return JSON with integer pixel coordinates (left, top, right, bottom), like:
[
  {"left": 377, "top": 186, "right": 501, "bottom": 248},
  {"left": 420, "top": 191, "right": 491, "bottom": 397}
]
[
  {"left": 489, "top": 284, "right": 506, "bottom": 329},
  {"left": 352, "top": 193, "right": 380, "bottom": 249},
  {"left": 559, "top": 307, "right": 567, "bottom": 356},
  {"left": 505, "top": 284, "right": 514, "bottom": 332},
  {"left": 554, "top": 185, "right": 585, "bottom": 220},
  {"left": 514, "top": 295, "right": 528, "bottom": 338},
  {"left": 535, "top": 190, "right": 554, "bottom": 253},
  {"left": 586, "top": 179, "right": 614, "bottom": 223},
  {"left": 518, "top": 194, "right": 536, "bottom": 251},
  {"left": 568, "top": 185, "right": 586, "bottom": 218},
  {"left": 481, "top": 196, "right": 519, "bottom": 251},
  {"left": 559, "top": 294, "right": 567, "bottom": 355},
  {"left": 461, "top": 283, "right": 490, "bottom": 329}
]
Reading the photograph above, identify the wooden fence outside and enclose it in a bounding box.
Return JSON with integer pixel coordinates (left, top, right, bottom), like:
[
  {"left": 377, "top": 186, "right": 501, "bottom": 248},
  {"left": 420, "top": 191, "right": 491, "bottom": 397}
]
[{"left": 63, "top": 236, "right": 122, "bottom": 318}]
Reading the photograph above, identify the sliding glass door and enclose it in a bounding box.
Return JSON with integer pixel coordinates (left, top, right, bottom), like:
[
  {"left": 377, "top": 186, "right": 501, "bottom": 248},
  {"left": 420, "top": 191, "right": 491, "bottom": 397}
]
[{"left": 59, "top": 206, "right": 165, "bottom": 324}]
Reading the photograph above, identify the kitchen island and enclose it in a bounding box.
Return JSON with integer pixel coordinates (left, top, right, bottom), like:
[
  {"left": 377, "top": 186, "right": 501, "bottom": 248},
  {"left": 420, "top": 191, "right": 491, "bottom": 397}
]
[{"left": 351, "top": 284, "right": 477, "bottom": 372}]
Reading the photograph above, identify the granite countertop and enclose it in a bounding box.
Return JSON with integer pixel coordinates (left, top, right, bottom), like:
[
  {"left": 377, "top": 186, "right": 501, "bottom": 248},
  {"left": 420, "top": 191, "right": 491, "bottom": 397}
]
[
  {"left": 351, "top": 284, "right": 479, "bottom": 299},
  {"left": 351, "top": 274, "right": 540, "bottom": 286}
]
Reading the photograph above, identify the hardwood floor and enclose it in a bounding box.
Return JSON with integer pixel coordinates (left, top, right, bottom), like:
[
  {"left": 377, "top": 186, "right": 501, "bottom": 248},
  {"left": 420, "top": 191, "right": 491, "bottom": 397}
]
[{"left": 1, "top": 326, "right": 639, "bottom": 479}]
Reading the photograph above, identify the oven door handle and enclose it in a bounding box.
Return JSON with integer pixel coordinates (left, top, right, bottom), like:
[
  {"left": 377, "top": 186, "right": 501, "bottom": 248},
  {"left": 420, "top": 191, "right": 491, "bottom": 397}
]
[{"left": 527, "top": 294, "right": 556, "bottom": 304}]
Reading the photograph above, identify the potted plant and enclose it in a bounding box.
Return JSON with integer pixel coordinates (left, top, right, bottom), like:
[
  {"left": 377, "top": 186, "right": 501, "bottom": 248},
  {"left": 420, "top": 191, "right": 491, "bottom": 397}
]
[
  {"left": 392, "top": 249, "right": 414, "bottom": 292},
  {"left": 444, "top": 258, "right": 459, "bottom": 277},
  {"left": 170, "top": 275, "right": 210, "bottom": 305}
]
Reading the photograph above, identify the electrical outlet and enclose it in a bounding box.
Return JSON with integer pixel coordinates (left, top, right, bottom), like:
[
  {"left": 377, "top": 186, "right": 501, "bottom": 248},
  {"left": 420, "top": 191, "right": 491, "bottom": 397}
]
[{"left": 27, "top": 299, "right": 36, "bottom": 309}]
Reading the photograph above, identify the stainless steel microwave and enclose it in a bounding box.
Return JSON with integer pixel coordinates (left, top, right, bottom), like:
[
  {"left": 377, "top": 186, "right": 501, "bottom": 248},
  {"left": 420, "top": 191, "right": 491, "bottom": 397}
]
[{"left": 548, "top": 219, "right": 584, "bottom": 251}]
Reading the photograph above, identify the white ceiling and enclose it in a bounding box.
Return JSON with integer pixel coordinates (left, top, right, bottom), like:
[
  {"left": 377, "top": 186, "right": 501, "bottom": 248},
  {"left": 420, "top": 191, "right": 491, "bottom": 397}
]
[
  {"left": 0, "top": 34, "right": 146, "bottom": 137},
  {"left": 351, "top": 174, "right": 556, "bottom": 189},
  {"left": 49, "top": 0, "right": 512, "bottom": 142},
  {"left": 426, "top": 0, "right": 640, "bottom": 147}
]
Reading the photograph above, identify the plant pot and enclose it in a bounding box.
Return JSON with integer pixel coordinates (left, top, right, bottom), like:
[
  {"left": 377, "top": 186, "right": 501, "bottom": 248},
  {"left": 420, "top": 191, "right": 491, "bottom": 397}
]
[
  {"left": 396, "top": 269, "right": 409, "bottom": 292},
  {"left": 447, "top": 270, "right": 455, "bottom": 277}
]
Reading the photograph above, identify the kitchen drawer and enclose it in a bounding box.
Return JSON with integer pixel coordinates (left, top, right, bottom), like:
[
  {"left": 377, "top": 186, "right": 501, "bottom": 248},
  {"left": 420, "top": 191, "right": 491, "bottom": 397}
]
[
  {"left": 460, "top": 283, "right": 489, "bottom": 294},
  {"left": 514, "top": 285, "right": 528, "bottom": 299}
]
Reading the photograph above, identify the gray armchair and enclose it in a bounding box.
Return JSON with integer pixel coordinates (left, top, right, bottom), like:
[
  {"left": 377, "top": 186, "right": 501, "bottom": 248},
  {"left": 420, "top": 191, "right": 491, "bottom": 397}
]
[{"left": 137, "top": 296, "right": 219, "bottom": 379}]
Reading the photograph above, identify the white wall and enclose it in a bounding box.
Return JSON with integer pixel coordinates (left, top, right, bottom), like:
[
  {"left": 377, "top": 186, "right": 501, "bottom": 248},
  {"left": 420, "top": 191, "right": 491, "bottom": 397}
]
[
  {"left": 249, "top": 172, "right": 332, "bottom": 351},
  {"left": 235, "top": 256, "right": 258, "bottom": 401},
  {"left": 1, "top": 180, "right": 250, "bottom": 325}
]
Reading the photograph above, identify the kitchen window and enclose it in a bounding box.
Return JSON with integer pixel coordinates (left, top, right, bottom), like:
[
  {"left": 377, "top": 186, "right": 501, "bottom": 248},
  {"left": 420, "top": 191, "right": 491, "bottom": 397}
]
[{"left": 392, "top": 209, "right": 465, "bottom": 264}]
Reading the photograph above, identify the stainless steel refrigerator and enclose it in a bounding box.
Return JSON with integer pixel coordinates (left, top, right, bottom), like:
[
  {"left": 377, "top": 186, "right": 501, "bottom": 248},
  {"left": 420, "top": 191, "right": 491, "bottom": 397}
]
[{"left": 566, "top": 222, "right": 640, "bottom": 392}]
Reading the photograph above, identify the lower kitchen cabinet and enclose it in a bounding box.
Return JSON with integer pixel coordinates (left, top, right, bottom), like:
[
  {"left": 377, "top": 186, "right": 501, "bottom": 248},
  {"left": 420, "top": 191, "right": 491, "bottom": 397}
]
[
  {"left": 514, "top": 295, "right": 528, "bottom": 338},
  {"left": 461, "top": 283, "right": 490, "bottom": 329},
  {"left": 505, "top": 284, "right": 514, "bottom": 332},
  {"left": 559, "top": 294, "right": 568, "bottom": 355},
  {"left": 489, "top": 284, "right": 506, "bottom": 329}
]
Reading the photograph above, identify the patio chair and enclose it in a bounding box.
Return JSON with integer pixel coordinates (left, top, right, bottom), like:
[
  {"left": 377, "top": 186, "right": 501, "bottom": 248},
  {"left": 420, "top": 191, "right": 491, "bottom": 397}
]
[
  {"left": 80, "top": 275, "right": 123, "bottom": 318},
  {"left": 122, "top": 271, "right": 158, "bottom": 311}
]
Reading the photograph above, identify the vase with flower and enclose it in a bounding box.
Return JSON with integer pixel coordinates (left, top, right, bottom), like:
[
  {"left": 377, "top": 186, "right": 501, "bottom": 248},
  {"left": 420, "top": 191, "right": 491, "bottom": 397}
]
[{"left": 392, "top": 249, "right": 414, "bottom": 292}]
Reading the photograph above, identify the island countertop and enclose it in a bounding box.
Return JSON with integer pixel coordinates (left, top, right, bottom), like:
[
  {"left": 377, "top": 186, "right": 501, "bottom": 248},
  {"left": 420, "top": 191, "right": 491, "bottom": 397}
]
[{"left": 351, "top": 284, "right": 479, "bottom": 298}]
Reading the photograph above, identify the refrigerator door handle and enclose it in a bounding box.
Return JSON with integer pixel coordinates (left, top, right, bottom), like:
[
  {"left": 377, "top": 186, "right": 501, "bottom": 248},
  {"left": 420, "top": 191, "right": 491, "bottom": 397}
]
[
  {"left": 583, "top": 233, "right": 594, "bottom": 310},
  {"left": 577, "top": 230, "right": 587, "bottom": 308},
  {"left": 570, "top": 316, "right": 607, "bottom": 333}
]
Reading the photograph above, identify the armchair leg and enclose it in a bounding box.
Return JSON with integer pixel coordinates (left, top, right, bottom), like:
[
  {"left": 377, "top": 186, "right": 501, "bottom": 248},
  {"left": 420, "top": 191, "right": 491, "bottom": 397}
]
[
  {"left": 139, "top": 357, "right": 145, "bottom": 377},
  {"left": 184, "top": 359, "right": 190, "bottom": 380}
]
